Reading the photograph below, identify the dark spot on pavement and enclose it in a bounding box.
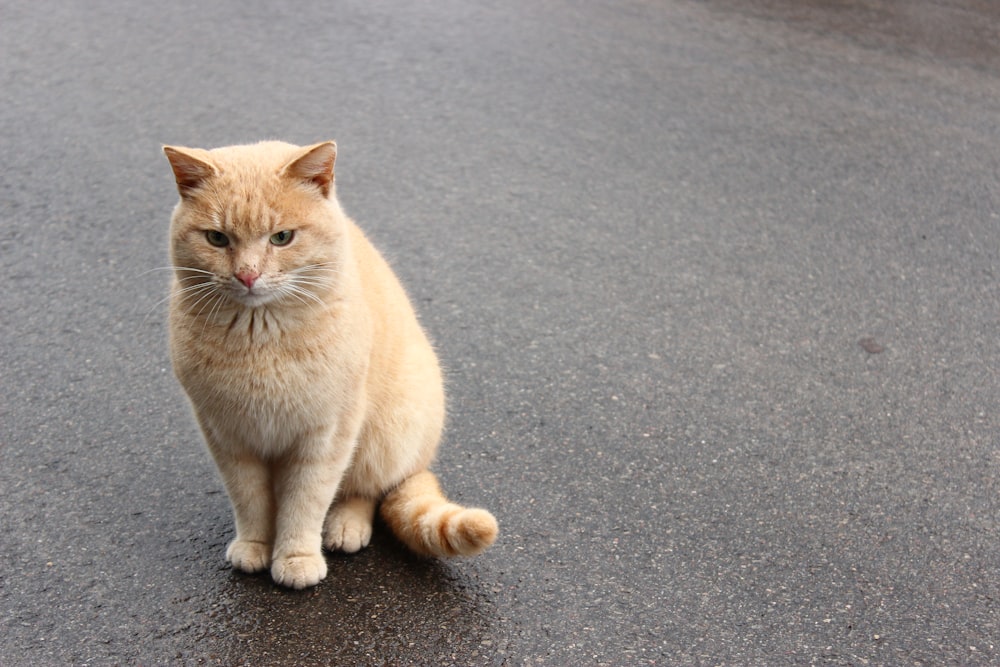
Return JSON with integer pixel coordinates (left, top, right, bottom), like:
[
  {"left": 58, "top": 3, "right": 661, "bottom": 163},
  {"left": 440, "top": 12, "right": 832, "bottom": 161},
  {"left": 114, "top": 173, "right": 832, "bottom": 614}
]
[{"left": 859, "top": 337, "right": 884, "bottom": 354}]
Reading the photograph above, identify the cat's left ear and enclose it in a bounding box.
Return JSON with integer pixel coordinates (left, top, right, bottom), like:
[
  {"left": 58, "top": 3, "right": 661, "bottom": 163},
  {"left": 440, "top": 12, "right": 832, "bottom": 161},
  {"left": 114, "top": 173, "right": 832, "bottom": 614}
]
[{"left": 282, "top": 141, "right": 337, "bottom": 198}]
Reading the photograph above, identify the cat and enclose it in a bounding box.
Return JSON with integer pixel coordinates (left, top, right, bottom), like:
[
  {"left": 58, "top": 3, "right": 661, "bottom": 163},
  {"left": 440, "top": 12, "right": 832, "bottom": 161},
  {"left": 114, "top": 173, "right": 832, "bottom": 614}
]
[{"left": 163, "top": 140, "right": 498, "bottom": 589}]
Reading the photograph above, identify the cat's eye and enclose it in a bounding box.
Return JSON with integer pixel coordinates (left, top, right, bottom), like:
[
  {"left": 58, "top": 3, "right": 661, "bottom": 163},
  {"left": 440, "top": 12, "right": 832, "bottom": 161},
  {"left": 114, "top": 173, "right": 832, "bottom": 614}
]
[
  {"left": 270, "top": 230, "right": 295, "bottom": 246},
  {"left": 205, "top": 230, "right": 230, "bottom": 247}
]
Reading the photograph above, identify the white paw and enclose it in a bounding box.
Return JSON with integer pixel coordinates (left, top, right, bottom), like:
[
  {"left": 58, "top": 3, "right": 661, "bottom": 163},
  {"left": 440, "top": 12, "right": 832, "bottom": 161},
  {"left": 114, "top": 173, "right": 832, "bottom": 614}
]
[
  {"left": 226, "top": 539, "right": 271, "bottom": 573},
  {"left": 271, "top": 553, "right": 327, "bottom": 589},
  {"left": 324, "top": 502, "right": 374, "bottom": 553}
]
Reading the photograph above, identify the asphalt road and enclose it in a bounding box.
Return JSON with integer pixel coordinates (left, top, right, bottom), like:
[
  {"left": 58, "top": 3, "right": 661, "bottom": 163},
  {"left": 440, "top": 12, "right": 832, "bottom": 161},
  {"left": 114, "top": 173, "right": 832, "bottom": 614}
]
[{"left": 2, "top": 1, "right": 999, "bottom": 665}]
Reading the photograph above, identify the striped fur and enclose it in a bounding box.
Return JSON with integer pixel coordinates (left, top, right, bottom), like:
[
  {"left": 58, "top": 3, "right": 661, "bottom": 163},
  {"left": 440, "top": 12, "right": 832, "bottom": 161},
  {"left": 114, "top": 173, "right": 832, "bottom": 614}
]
[{"left": 381, "top": 471, "right": 498, "bottom": 557}]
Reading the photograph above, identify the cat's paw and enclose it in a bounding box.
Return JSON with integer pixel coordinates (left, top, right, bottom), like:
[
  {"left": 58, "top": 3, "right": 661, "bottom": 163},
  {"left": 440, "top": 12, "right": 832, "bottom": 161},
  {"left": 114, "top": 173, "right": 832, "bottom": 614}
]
[
  {"left": 324, "top": 498, "right": 375, "bottom": 554},
  {"left": 271, "top": 553, "right": 327, "bottom": 589},
  {"left": 226, "top": 539, "right": 272, "bottom": 573},
  {"left": 325, "top": 516, "right": 372, "bottom": 553}
]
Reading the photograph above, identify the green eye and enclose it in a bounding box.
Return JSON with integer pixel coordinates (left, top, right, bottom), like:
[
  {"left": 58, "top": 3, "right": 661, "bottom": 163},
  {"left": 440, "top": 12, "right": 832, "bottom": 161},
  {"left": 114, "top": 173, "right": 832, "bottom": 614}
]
[
  {"left": 270, "top": 230, "right": 294, "bottom": 246},
  {"left": 206, "top": 230, "right": 230, "bottom": 247}
]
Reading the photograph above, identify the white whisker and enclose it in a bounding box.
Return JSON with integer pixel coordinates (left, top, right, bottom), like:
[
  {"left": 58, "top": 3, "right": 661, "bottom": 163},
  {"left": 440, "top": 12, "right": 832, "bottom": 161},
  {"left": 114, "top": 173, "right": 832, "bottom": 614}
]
[
  {"left": 137, "top": 266, "right": 181, "bottom": 278},
  {"left": 282, "top": 289, "right": 312, "bottom": 307},
  {"left": 291, "top": 271, "right": 334, "bottom": 279},
  {"left": 138, "top": 265, "right": 217, "bottom": 278},
  {"left": 297, "top": 261, "right": 339, "bottom": 269},
  {"left": 200, "top": 294, "right": 228, "bottom": 337},
  {"left": 142, "top": 284, "right": 207, "bottom": 323},
  {"left": 139, "top": 275, "right": 214, "bottom": 328},
  {"left": 288, "top": 279, "right": 329, "bottom": 290},
  {"left": 175, "top": 281, "right": 215, "bottom": 297},
  {"left": 175, "top": 274, "right": 210, "bottom": 284},
  {"left": 139, "top": 294, "right": 173, "bottom": 327},
  {"left": 138, "top": 266, "right": 218, "bottom": 328},
  {"left": 191, "top": 287, "right": 223, "bottom": 320},
  {"left": 280, "top": 282, "right": 323, "bottom": 306},
  {"left": 292, "top": 263, "right": 341, "bottom": 276},
  {"left": 179, "top": 282, "right": 217, "bottom": 304},
  {"left": 291, "top": 274, "right": 334, "bottom": 284},
  {"left": 295, "top": 269, "right": 340, "bottom": 277},
  {"left": 172, "top": 266, "right": 217, "bottom": 275}
]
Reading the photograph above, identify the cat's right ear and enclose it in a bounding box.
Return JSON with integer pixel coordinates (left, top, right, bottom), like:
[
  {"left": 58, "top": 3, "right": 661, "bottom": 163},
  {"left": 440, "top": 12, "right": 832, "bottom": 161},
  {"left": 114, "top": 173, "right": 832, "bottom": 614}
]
[{"left": 163, "top": 146, "right": 217, "bottom": 199}]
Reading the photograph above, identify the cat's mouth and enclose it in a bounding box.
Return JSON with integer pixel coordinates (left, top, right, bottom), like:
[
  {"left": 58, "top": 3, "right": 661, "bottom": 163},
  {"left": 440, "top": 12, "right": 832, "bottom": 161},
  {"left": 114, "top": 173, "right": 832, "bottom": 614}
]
[{"left": 229, "top": 282, "right": 276, "bottom": 308}]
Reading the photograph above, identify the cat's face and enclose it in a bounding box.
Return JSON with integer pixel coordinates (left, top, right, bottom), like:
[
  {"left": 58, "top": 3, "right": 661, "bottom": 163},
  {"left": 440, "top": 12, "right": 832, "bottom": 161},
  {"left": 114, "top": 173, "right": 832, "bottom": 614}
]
[{"left": 165, "top": 141, "right": 342, "bottom": 311}]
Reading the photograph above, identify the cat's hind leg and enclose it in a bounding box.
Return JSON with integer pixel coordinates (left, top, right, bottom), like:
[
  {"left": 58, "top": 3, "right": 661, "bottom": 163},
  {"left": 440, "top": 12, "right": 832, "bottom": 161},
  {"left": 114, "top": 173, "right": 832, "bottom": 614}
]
[{"left": 324, "top": 496, "right": 376, "bottom": 553}]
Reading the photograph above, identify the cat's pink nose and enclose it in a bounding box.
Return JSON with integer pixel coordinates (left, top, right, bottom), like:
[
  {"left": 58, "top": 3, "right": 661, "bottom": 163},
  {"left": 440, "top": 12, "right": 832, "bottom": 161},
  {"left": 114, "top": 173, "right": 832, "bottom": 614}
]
[{"left": 235, "top": 270, "right": 260, "bottom": 289}]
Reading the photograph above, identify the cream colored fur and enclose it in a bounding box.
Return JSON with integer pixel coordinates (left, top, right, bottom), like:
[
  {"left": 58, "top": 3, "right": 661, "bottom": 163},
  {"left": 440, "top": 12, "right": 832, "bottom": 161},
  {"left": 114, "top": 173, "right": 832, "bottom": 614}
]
[{"left": 163, "top": 140, "right": 497, "bottom": 589}]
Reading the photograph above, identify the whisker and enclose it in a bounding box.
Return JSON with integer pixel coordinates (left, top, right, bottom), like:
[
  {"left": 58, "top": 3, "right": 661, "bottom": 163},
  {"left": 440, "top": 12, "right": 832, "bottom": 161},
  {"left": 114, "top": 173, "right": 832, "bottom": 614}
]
[
  {"left": 288, "top": 278, "right": 330, "bottom": 290},
  {"left": 296, "top": 285, "right": 324, "bottom": 303},
  {"left": 198, "top": 299, "right": 217, "bottom": 337},
  {"left": 292, "top": 263, "right": 341, "bottom": 274},
  {"left": 175, "top": 274, "right": 210, "bottom": 284},
  {"left": 288, "top": 276, "right": 327, "bottom": 295},
  {"left": 290, "top": 272, "right": 335, "bottom": 282},
  {"left": 297, "top": 261, "right": 339, "bottom": 268},
  {"left": 294, "top": 268, "right": 340, "bottom": 276},
  {"left": 175, "top": 281, "right": 215, "bottom": 296},
  {"left": 283, "top": 290, "right": 311, "bottom": 307},
  {"left": 172, "top": 266, "right": 217, "bottom": 275},
  {"left": 293, "top": 275, "right": 339, "bottom": 284},
  {"left": 177, "top": 284, "right": 218, "bottom": 307},
  {"left": 137, "top": 265, "right": 216, "bottom": 278},
  {"left": 200, "top": 294, "right": 229, "bottom": 337},
  {"left": 208, "top": 293, "right": 228, "bottom": 322},
  {"left": 139, "top": 294, "right": 173, "bottom": 327},
  {"left": 136, "top": 266, "right": 181, "bottom": 278},
  {"left": 191, "top": 287, "right": 223, "bottom": 320},
  {"left": 291, "top": 271, "right": 337, "bottom": 279},
  {"left": 280, "top": 283, "right": 323, "bottom": 306},
  {"left": 138, "top": 279, "right": 215, "bottom": 328}
]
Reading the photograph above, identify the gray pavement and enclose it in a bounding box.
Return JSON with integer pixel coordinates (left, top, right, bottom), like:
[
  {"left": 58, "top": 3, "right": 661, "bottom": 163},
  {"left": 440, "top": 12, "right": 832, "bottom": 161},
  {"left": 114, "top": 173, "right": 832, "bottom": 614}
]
[{"left": 2, "top": 0, "right": 999, "bottom": 664}]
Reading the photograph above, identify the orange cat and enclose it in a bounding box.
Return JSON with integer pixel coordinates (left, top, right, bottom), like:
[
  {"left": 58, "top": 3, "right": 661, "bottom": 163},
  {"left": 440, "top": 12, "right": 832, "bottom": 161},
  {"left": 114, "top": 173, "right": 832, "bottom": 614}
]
[{"left": 163, "top": 140, "right": 497, "bottom": 589}]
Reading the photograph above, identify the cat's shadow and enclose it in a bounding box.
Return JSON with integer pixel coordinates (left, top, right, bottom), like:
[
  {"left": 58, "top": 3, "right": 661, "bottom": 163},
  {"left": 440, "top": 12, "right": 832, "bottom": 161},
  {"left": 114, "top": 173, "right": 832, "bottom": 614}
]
[{"left": 208, "top": 515, "right": 502, "bottom": 663}]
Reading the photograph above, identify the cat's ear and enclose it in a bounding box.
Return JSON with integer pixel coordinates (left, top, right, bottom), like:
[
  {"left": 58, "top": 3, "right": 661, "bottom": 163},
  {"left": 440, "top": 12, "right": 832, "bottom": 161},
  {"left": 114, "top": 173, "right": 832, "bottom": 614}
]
[
  {"left": 282, "top": 141, "right": 337, "bottom": 197},
  {"left": 163, "top": 146, "right": 217, "bottom": 199}
]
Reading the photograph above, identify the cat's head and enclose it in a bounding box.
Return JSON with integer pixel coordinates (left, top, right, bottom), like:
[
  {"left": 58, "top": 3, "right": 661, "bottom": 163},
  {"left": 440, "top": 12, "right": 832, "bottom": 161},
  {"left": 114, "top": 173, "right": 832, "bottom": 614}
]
[{"left": 164, "top": 140, "right": 344, "bottom": 311}]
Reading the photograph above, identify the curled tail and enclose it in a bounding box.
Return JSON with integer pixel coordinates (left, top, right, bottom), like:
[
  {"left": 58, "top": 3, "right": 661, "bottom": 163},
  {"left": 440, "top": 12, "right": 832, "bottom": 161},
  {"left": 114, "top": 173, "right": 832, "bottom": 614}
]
[{"left": 380, "top": 470, "right": 498, "bottom": 557}]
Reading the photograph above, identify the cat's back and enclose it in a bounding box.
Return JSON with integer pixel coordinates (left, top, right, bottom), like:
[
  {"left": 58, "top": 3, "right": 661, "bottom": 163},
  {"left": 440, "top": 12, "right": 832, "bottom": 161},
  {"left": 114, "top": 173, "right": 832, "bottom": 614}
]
[{"left": 344, "top": 219, "right": 442, "bottom": 388}]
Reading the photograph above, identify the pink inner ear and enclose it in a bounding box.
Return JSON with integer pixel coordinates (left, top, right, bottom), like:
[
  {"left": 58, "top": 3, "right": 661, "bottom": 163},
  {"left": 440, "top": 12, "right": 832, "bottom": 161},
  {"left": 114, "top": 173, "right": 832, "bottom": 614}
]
[
  {"left": 286, "top": 142, "right": 336, "bottom": 196},
  {"left": 165, "top": 147, "right": 216, "bottom": 195}
]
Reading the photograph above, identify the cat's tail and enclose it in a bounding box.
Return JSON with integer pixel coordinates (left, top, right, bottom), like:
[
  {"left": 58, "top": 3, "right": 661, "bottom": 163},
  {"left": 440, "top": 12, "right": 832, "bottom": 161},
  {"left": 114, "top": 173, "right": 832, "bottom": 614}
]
[{"left": 380, "top": 470, "right": 498, "bottom": 558}]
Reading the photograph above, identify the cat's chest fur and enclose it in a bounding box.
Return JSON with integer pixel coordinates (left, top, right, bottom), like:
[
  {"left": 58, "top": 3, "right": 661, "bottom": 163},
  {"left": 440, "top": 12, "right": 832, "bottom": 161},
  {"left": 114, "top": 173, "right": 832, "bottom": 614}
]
[{"left": 170, "top": 303, "right": 369, "bottom": 456}]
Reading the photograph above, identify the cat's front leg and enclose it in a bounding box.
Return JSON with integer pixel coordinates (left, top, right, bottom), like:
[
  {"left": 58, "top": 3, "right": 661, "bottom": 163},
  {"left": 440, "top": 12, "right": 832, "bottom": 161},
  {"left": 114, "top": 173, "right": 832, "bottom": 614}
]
[
  {"left": 205, "top": 444, "right": 276, "bottom": 574},
  {"left": 270, "top": 440, "right": 355, "bottom": 589}
]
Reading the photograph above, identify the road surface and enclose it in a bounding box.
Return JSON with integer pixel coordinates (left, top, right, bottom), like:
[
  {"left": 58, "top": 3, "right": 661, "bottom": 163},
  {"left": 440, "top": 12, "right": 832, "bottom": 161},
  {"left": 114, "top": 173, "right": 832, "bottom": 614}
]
[{"left": 2, "top": 0, "right": 999, "bottom": 664}]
